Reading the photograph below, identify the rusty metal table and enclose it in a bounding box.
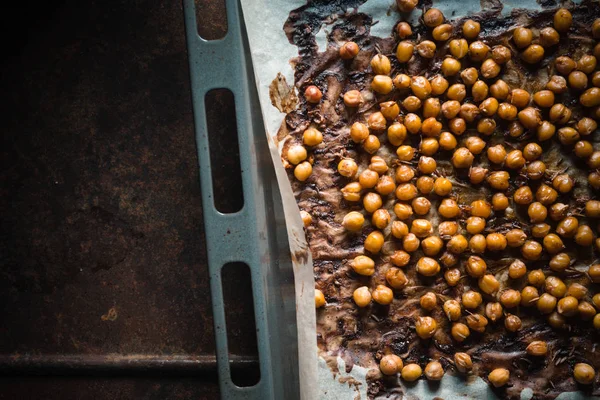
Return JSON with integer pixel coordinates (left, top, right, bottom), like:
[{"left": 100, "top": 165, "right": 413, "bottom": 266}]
[{"left": 0, "top": 0, "right": 257, "bottom": 398}]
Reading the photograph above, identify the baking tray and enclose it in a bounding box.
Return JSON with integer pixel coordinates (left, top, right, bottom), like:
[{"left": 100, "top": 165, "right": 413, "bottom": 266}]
[{"left": 183, "top": 0, "right": 301, "bottom": 398}]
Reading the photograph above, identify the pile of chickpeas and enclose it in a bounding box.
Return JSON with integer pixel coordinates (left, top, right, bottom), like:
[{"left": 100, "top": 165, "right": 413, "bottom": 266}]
[{"left": 302, "top": 2, "right": 600, "bottom": 389}]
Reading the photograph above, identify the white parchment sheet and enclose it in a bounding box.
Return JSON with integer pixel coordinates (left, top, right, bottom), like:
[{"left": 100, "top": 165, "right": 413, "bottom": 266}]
[{"left": 239, "top": 0, "right": 589, "bottom": 399}]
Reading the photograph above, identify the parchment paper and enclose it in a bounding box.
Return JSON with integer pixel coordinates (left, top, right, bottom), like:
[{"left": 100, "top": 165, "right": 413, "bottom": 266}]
[{"left": 239, "top": 0, "right": 590, "bottom": 399}]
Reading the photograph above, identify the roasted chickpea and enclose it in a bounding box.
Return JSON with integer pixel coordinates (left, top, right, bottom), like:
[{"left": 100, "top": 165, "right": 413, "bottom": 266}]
[
  {"left": 462, "top": 290, "right": 482, "bottom": 309},
  {"left": 294, "top": 161, "right": 312, "bottom": 181},
  {"left": 416, "top": 40, "right": 437, "bottom": 59},
  {"left": 462, "top": 19, "right": 480, "bottom": 39},
  {"left": 380, "top": 101, "right": 400, "bottom": 120},
  {"left": 343, "top": 211, "right": 365, "bottom": 232},
  {"left": 487, "top": 171, "right": 510, "bottom": 190},
  {"left": 536, "top": 184, "right": 558, "bottom": 205},
  {"left": 411, "top": 219, "right": 433, "bottom": 238},
  {"left": 546, "top": 276, "right": 567, "bottom": 298},
  {"left": 479, "top": 97, "right": 499, "bottom": 116},
  {"left": 364, "top": 231, "right": 385, "bottom": 253},
  {"left": 469, "top": 167, "right": 488, "bottom": 185},
  {"left": 368, "top": 112, "right": 387, "bottom": 131},
  {"left": 573, "top": 363, "right": 596, "bottom": 385},
  {"left": 375, "top": 175, "right": 396, "bottom": 196},
  {"left": 430, "top": 75, "right": 449, "bottom": 96},
  {"left": 396, "top": 41, "right": 415, "bottom": 63},
  {"left": 478, "top": 118, "right": 497, "bottom": 135},
  {"left": 371, "top": 75, "right": 394, "bottom": 94},
  {"left": 396, "top": 183, "right": 418, "bottom": 202},
  {"left": 505, "top": 314, "right": 522, "bottom": 332},
  {"left": 390, "top": 250, "right": 411, "bottom": 267},
  {"left": 386, "top": 267, "right": 409, "bottom": 289},
  {"left": 433, "top": 24, "right": 453, "bottom": 42},
  {"left": 546, "top": 75, "right": 568, "bottom": 94},
  {"left": 500, "top": 289, "right": 521, "bottom": 308},
  {"left": 415, "top": 316, "right": 438, "bottom": 339},
  {"left": 416, "top": 176, "right": 435, "bottom": 194},
  {"left": 371, "top": 54, "right": 391, "bottom": 75},
  {"left": 448, "top": 118, "right": 466, "bottom": 135},
  {"left": 472, "top": 81, "right": 489, "bottom": 103},
  {"left": 445, "top": 268, "right": 461, "bottom": 286},
  {"left": 353, "top": 286, "right": 372, "bottom": 307},
  {"left": 548, "top": 311, "right": 567, "bottom": 329},
  {"left": 451, "top": 323, "right": 470, "bottom": 342},
  {"left": 486, "top": 302, "right": 503, "bottom": 322},
  {"left": 380, "top": 354, "right": 403, "bottom": 375},
  {"left": 492, "top": 45, "right": 512, "bottom": 64},
  {"left": 287, "top": 144, "right": 307, "bottom": 165},
  {"left": 460, "top": 67, "right": 478, "bottom": 86},
  {"left": 513, "top": 27, "right": 532, "bottom": 49},
  {"left": 396, "top": 0, "right": 418, "bottom": 12},
  {"left": 479, "top": 274, "right": 500, "bottom": 295},
  {"left": 422, "top": 236, "right": 443, "bottom": 256},
  {"left": 341, "top": 182, "right": 362, "bottom": 202},
  {"left": 492, "top": 193, "right": 509, "bottom": 210},
  {"left": 439, "top": 221, "right": 458, "bottom": 236},
  {"left": 416, "top": 257, "right": 440, "bottom": 276},
  {"left": 339, "top": 41, "right": 360, "bottom": 59},
  {"left": 558, "top": 296, "right": 580, "bottom": 317},
  {"left": 527, "top": 161, "right": 546, "bottom": 180},
  {"left": 522, "top": 45, "right": 545, "bottom": 64},
  {"left": 372, "top": 209, "right": 391, "bottom": 230},
  {"left": 303, "top": 127, "right": 323, "bottom": 147},
  {"left": 569, "top": 71, "right": 588, "bottom": 91},
  {"left": 423, "top": 98, "right": 441, "bottom": 119},
  {"left": 509, "top": 121, "right": 525, "bottom": 137},
  {"left": 396, "top": 145, "right": 415, "bottom": 161},
  {"left": 396, "top": 22, "right": 412, "bottom": 38},
  {"left": 469, "top": 41, "right": 489, "bottom": 62},
  {"left": 447, "top": 234, "right": 468, "bottom": 254},
  {"left": 350, "top": 122, "right": 370, "bottom": 143},
  {"left": 425, "top": 361, "right": 445, "bottom": 381},
  {"left": 577, "top": 117, "right": 598, "bottom": 136},
  {"left": 449, "top": 38, "right": 469, "bottom": 59},
  {"left": 466, "top": 255, "right": 487, "bottom": 277},
  {"left": 393, "top": 73, "right": 411, "bottom": 89},
  {"left": 537, "top": 293, "right": 557, "bottom": 314},
  {"left": 497, "top": 102, "right": 518, "bottom": 120},
  {"left": 372, "top": 284, "right": 394, "bottom": 305},
  {"left": 554, "top": 8, "right": 572, "bottom": 32},
  {"left": 423, "top": 8, "right": 444, "bottom": 27},
  {"left": 443, "top": 300, "right": 461, "bottom": 321},
  {"left": 393, "top": 203, "right": 413, "bottom": 220},
  {"left": 521, "top": 286, "right": 539, "bottom": 307},
  {"left": 447, "top": 84, "right": 467, "bottom": 102},
  {"left": 506, "top": 229, "right": 527, "bottom": 247},
  {"left": 579, "top": 302, "right": 597, "bottom": 320},
  {"left": 441, "top": 251, "right": 459, "bottom": 267},
  {"left": 533, "top": 90, "right": 555, "bottom": 108},
  {"left": 363, "top": 192, "right": 383, "bottom": 213},
  {"left": 556, "top": 216, "right": 579, "bottom": 238},
  {"left": 466, "top": 217, "right": 486, "bottom": 234},
  {"left": 528, "top": 269, "right": 546, "bottom": 287},
  {"left": 587, "top": 200, "right": 600, "bottom": 217},
  {"left": 351, "top": 255, "right": 375, "bottom": 276},
  {"left": 481, "top": 59, "right": 501, "bottom": 79},
  {"left": 539, "top": 27, "right": 560, "bottom": 48},
  {"left": 465, "top": 136, "right": 485, "bottom": 155},
  {"left": 452, "top": 147, "right": 474, "bottom": 168},
  {"left": 439, "top": 198, "right": 460, "bottom": 218},
  {"left": 575, "top": 225, "right": 594, "bottom": 246},
  {"left": 304, "top": 85, "right": 322, "bottom": 103},
  {"left": 420, "top": 138, "right": 440, "bottom": 156},
  {"left": 439, "top": 131, "right": 457, "bottom": 150},
  {"left": 543, "top": 233, "right": 564, "bottom": 254},
  {"left": 566, "top": 283, "right": 587, "bottom": 300},
  {"left": 421, "top": 117, "right": 442, "bottom": 137},
  {"left": 401, "top": 364, "right": 422, "bottom": 382},
  {"left": 589, "top": 264, "right": 600, "bottom": 283},
  {"left": 578, "top": 55, "right": 597, "bottom": 74},
  {"left": 521, "top": 240, "right": 543, "bottom": 260},
  {"left": 470, "top": 234, "right": 487, "bottom": 253},
  {"left": 549, "top": 103, "right": 572, "bottom": 124},
  {"left": 467, "top": 313, "right": 489, "bottom": 333}
]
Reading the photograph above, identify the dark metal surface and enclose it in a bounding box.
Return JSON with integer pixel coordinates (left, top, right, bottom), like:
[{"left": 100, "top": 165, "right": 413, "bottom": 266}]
[{"left": 0, "top": 0, "right": 257, "bottom": 398}]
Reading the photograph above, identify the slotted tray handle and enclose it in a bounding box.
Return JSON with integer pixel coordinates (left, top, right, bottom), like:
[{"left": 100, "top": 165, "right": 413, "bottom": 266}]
[{"left": 182, "top": 0, "right": 300, "bottom": 399}]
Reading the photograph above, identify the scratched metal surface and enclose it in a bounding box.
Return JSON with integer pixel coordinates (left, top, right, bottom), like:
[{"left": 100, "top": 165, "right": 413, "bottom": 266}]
[{"left": 0, "top": 0, "right": 255, "bottom": 397}]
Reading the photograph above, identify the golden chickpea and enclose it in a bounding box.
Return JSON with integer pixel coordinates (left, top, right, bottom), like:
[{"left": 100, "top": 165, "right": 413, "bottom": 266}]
[
  {"left": 353, "top": 286, "right": 372, "bottom": 307},
  {"left": 339, "top": 41, "right": 359, "bottom": 59},
  {"left": 543, "top": 233, "right": 564, "bottom": 254},
  {"left": 461, "top": 67, "right": 479, "bottom": 86},
  {"left": 341, "top": 182, "right": 362, "bottom": 202},
  {"left": 416, "top": 176, "right": 435, "bottom": 194},
  {"left": 439, "top": 131, "right": 457, "bottom": 150},
  {"left": 380, "top": 101, "right": 400, "bottom": 120},
  {"left": 521, "top": 143, "right": 541, "bottom": 161},
  {"left": 420, "top": 138, "right": 439, "bottom": 156},
  {"left": 449, "top": 38, "right": 468, "bottom": 59},
  {"left": 448, "top": 118, "right": 466, "bottom": 135},
  {"left": 593, "top": 71, "right": 600, "bottom": 87},
  {"left": 343, "top": 211, "right": 365, "bottom": 232},
  {"left": 555, "top": 56, "right": 577, "bottom": 76},
  {"left": 492, "top": 45, "right": 512, "bottom": 64},
  {"left": 466, "top": 217, "right": 486, "bottom": 235},
  {"left": 595, "top": 313, "right": 600, "bottom": 329},
  {"left": 411, "top": 219, "right": 433, "bottom": 238},
  {"left": 441, "top": 251, "right": 459, "bottom": 267},
  {"left": 350, "top": 122, "right": 369, "bottom": 143},
  {"left": 393, "top": 73, "right": 411, "bottom": 89},
  {"left": 362, "top": 133, "right": 381, "bottom": 154},
  {"left": 403, "top": 233, "right": 420, "bottom": 252},
  {"left": 395, "top": 165, "right": 415, "bottom": 183},
  {"left": 557, "top": 295, "right": 579, "bottom": 317},
  {"left": 497, "top": 102, "right": 517, "bottom": 121},
  {"left": 441, "top": 100, "right": 461, "bottom": 119},
  {"left": 577, "top": 118, "right": 598, "bottom": 136},
  {"left": 504, "top": 314, "right": 522, "bottom": 332},
  {"left": 372, "top": 209, "right": 391, "bottom": 230},
  {"left": 397, "top": 21, "right": 412, "bottom": 38},
  {"left": 393, "top": 203, "right": 413, "bottom": 220},
  {"left": 447, "top": 234, "right": 468, "bottom": 254},
  {"left": 589, "top": 172, "right": 600, "bottom": 189},
  {"left": 505, "top": 149, "right": 525, "bottom": 169},
  {"left": 521, "top": 240, "right": 542, "bottom": 260},
  {"left": 451, "top": 323, "right": 470, "bottom": 342},
  {"left": 500, "top": 289, "right": 521, "bottom": 309},
  {"left": 587, "top": 200, "right": 600, "bottom": 217},
  {"left": 509, "top": 89, "right": 530, "bottom": 109},
  {"left": 372, "top": 284, "right": 394, "bottom": 305},
  {"left": 368, "top": 112, "right": 387, "bottom": 132},
  {"left": 376, "top": 176, "right": 396, "bottom": 196},
  {"left": 574, "top": 363, "right": 596, "bottom": 385},
  {"left": 451, "top": 147, "right": 474, "bottom": 169},
  {"left": 439, "top": 198, "right": 460, "bottom": 219},
  {"left": 536, "top": 184, "right": 558, "bottom": 205},
  {"left": 300, "top": 210, "right": 312, "bottom": 227},
  {"left": 401, "top": 364, "right": 423, "bottom": 382},
  {"left": 369, "top": 157, "right": 390, "bottom": 173},
  {"left": 548, "top": 311, "right": 568, "bottom": 329},
  {"left": 423, "top": 8, "right": 444, "bottom": 27},
  {"left": 539, "top": 27, "right": 560, "bottom": 48},
  {"left": 538, "top": 293, "right": 557, "bottom": 314},
  {"left": 506, "top": 229, "right": 527, "bottom": 247},
  {"left": 486, "top": 233, "right": 507, "bottom": 252},
  {"left": 579, "top": 302, "right": 597, "bottom": 320},
  {"left": 483, "top": 302, "right": 502, "bottom": 323},
  {"left": 423, "top": 98, "right": 441, "bottom": 119},
  {"left": 526, "top": 161, "right": 546, "bottom": 181},
  {"left": 593, "top": 294, "right": 600, "bottom": 309},
  {"left": 387, "top": 123, "right": 407, "bottom": 146},
  {"left": 421, "top": 118, "right": 442, "bottom": 137},
  {"left": 303, "top": 127, "right": 323, "bottom": 146},
  {"left": 454, "top": 353, "right": 473, "bottom": 373},
  {"left": 469, "top": 199, "right": 490, "bottom": 218},
  {"left": 521, "top": 286, "right": 539, "bottom": 307},
  {"left": 363, "top": 192, "right": 383, "bottom": 213},
  {"left": 518, "top": 107, "right": 541, "bottom": 130},
  {"left": 470, "top": 234, "right": 487, "bottom": 253},
  {"left": 315, "top": 288, "right": 326, "bottom": 308},
  {"left": 514, "top": 186, "right": 533, "bottom": 205},
  {"left": 410, "top": 76, "right": 432, "bottom": 100},
  {"left": 371, "top": 54, "right": 391, "bottom": 75},
  {"left": 396, "top": 0, "right": 418, "bottom": 12},
  {"left": 549, "top": 202, "right": 568, "bottom": 222},
  {"left": 479, "top": 274, "right": 500, "bottom": 295},
  {"left": 395, "top": 183, "right": 418, "bottom": 201},
  {"left": 351, "top": 255, "right": 376, "bottom": 276},
  {"left": 569, "top": 71, "right": 588, "bottom": 91},
  {"left": 469, "top": 41, "right": 489, "bottom": 62},
  {"left": 556, "top": 216, "right": 578, "bottom": 238},
  {"left": 420, "top": 292, "right": 438, "bottom": 311},
  {"left": 396, "top": 41, "right": 415, "bottom": 63},
  {"left": 492, "top": 193, "right": 509, "bottom": 211},
  {"left": 445, "top": 268, "right": 461, "bottom": 286},
  {"left": 546, "top": 75, "right": 568, "bottom": 94},
  {"left": 433, "top": 24, "right": 453, "bottom": 42},
  {"left": 581, "top": 88, "right": 600, "bottom": 107},
  {"left": 425, "top": 361, "right": 444, "bottom": 381},
  {"left": 578, "top": 55, "right": 597, "bottom": 74},
  {"left": 304, "top": 85, "right": 322, "bottom": 103},
  {"left": 549, "top": 103, "right": 572, "bottom": 124},
  {"left": 589, "top": 264, "right": 600, "bottom": 283},
  {"left": 472, "top": 81, "right": 489, "bottom": 103},
  {"left": 287, "top": 144, "right": 307, "bottom": 165},
  {"left": 447, "top": 83, "right": 467, "bottom": 102},
  {"left": 526, "top": 340, "right": 548, "bottom": 356},
  {"left": 380, "top": 354, "right": 403, "bottom": 375},
  {"left": 439, "top": 221, "right": 458, "bottom": 236},
  {"left": 443, "top": 299, "right": 461, "bottom": 321},
  {"left": 489, "top": 368, "right": 510, "bottom": 387},
  {"left": 465, "top": 255, "right": 486, "bottom": 277},
  {"left": 415, "top": 316, "right": 438, "bottom": 339},
  {"left": 594, "top": 18, "right": 600, "bottom": 38},
  {"left": 462, "top": 290, "right": 483, "bottom": 309},
  {"left": 522, "top": 44, "right": 545, "bottom": 64},
  {"left": 479, "top": 97, "right": 499, "bottom": 117},
  {"left": 430, "top": 75, "right": 449, "bottom": 96},
  {"left": 575, "top": 225, "right": 594, "bottom": 246},
  {"left": 552, "top": 174, "right": 573, "bottom": 194},
  {"left": 364, "top": 231, "right": 385, "bottom": 253},
  {"left": 337, "top": 158, "right": 358, "bottom": 178},
  {"left": 509, "top": 121, "right": 525, "bottom": 137},
  {"left": 442, "top": 57, "right": 461, "bottom": 77},
  {"left": 546, "top": 276, "right": 567, "bottom": 298},
  {"left": 359, "top": 169, "right": 379, "bottom": 189},
  {"left": 386, "top": 267, "right": 409, "bottom": 289},
  {"left": 481, "top": 59, "right": 501, "bottom": 79},
  {"left": 553, "top": 8, "right": 572, "bottom": 32},
  {"left": 468, "top": 167, "right": 487, "bottom": 185},
  {"left": 513, "top": 27, "right": 532, "bottom": 49},
  {"left": 533, "top": 90, "right": 555, "bottom": 108},
  {"left": 416, "top": 257, "right": 440, "bottom": 276},
  {"left": 528, "top": 269, "right": 546, "bottom": 287},
  {"left": 343, "top": 90, "right": 363, "bottom": 108},
  {"left": 294, "top": 161, "right": 312, "bottom": 181},
  {"left": 371, "top": 75, "right": 394, "bottom": 94},
  {"left": 416, "top": 40, "right": 436, "bottom": 59},
  {"left": 413, "top": 197, "right": 431, "bottom": 216},
  {"left": 390, "top": 250, "right": 411, "bottom": 267},
  {"left": 404, "top": 113, "right": 422, "bottom": 134}
]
